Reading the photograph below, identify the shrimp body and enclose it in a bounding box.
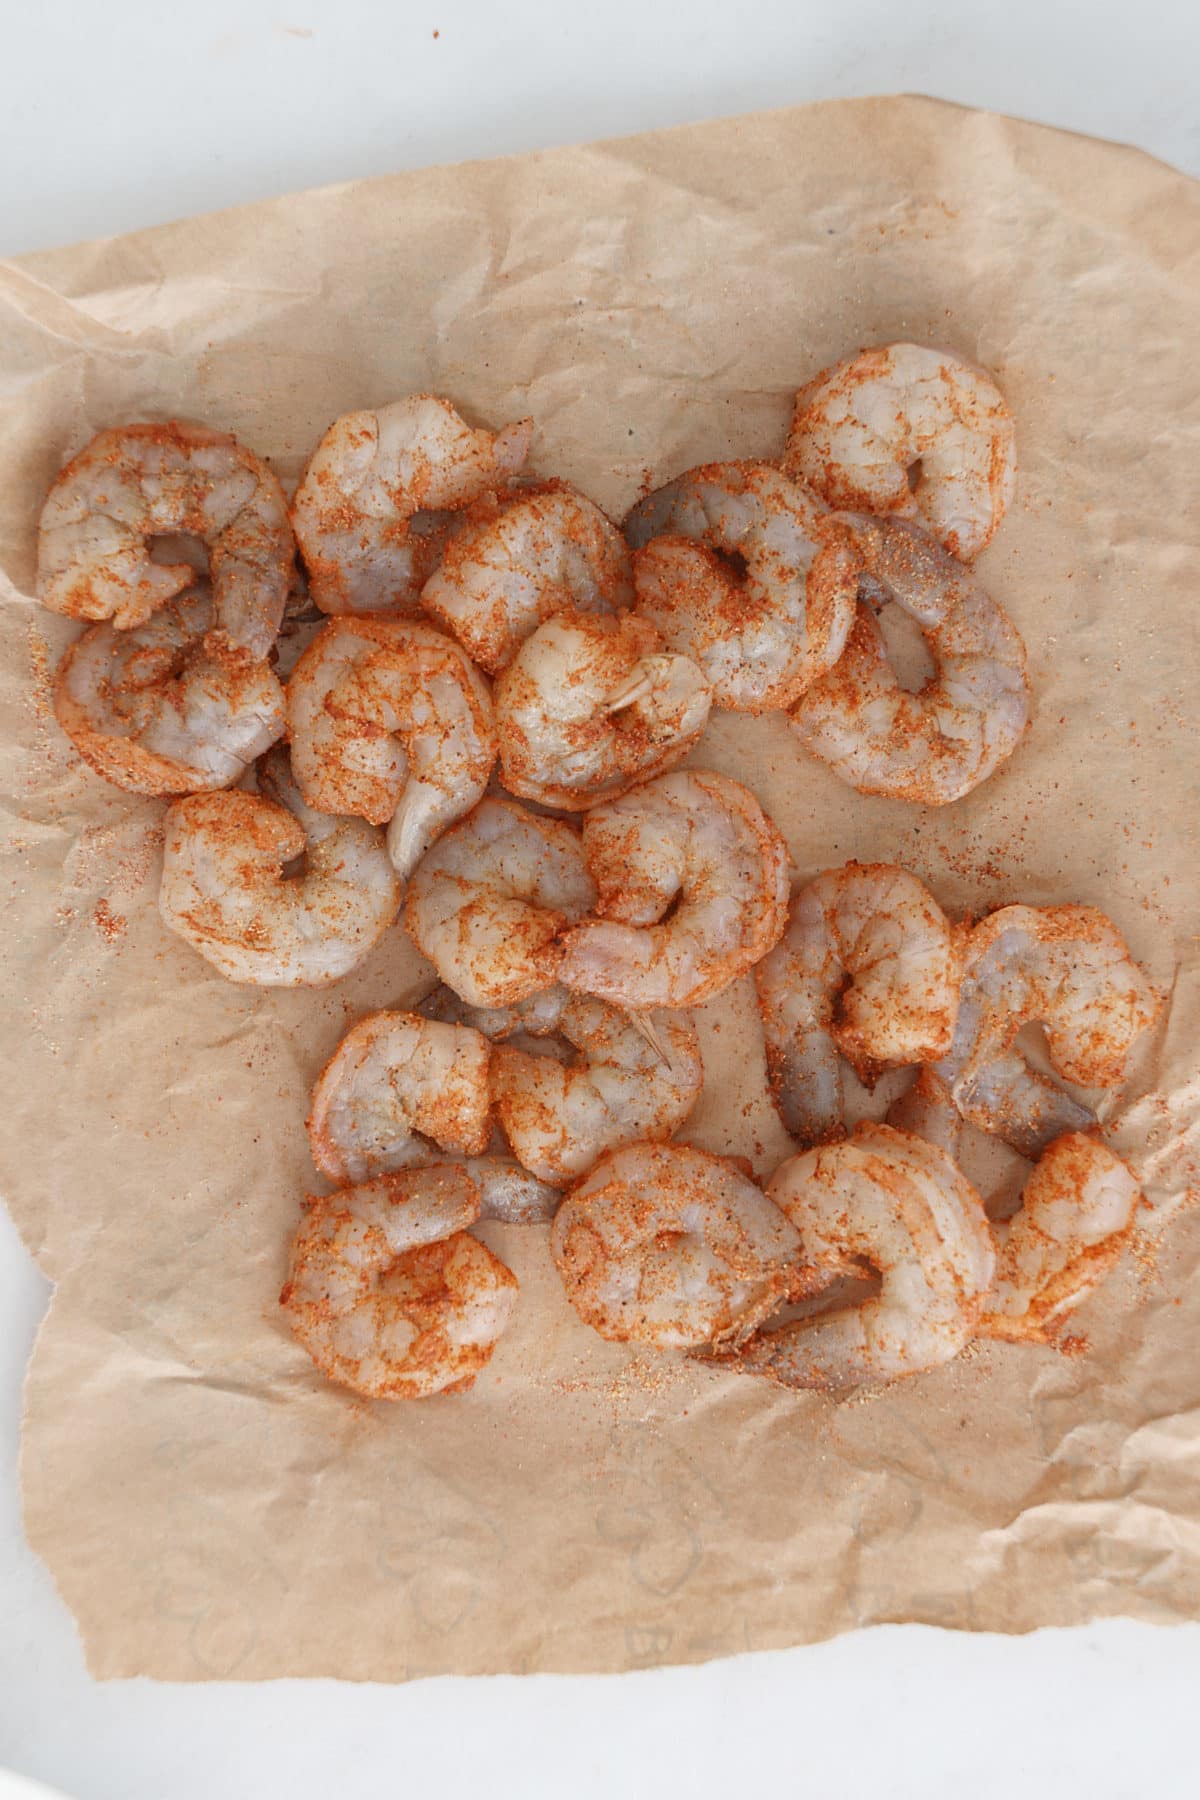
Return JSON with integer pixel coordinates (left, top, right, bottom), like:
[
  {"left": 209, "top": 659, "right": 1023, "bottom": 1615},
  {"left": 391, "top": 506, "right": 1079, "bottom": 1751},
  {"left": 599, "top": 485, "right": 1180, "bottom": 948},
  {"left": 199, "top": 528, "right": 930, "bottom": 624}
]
[
  {"left": 557, "top": 769, "right": 790, "bottom": 1009},
  {"left": 790, "top": 515, "right": 1029, "bottom": 804},
  {"left": 281, "top": 1166, "right": 518, "bottom": 1399},
  {"left": 421, "top": 485, "right": 634, "bottom": 674},
  {"left": 551, "top": 1142, "right": 802, "bottom": 1349},
  {"left": 755, "top": 863, "right": 959, "bottom": 1146},
  {"left": 736, "top": 1122, "right": 995, "bottom": 1391},
  {"left": 429, "top": 985, "right": 704, "bottom": 1183},
  {"left": 37, "top": 421, "right": 294, "bottom": 662},
  {"left": 934, "top": 904, "right": 1158, "bottom": 1157},
  {"left": 53, "top": 587, "right": 285, "bottom": 795},
  {"left": 626, "top": 461, "right": 861, "bottom": 712},
  {"left": 287, "top": 616, "right": 496, "bottom": 877},
  {"left": 494, "top": 608, "right": 710, "bottom": 810},
  {"left": 160, "top": 749, "right": 401, "bottom": 986},
  {"left": 291, "top": 396, "right": 532, "bottom": 616},
  {"left": 405, "top": 797, "right": 597, "bottom": 1008},
  {"left": 979, "top": 1134, "right": 1141, "bottom": 1342},
  {"left": 784, "top": 343, "right": 1016, "bottom": 560}
]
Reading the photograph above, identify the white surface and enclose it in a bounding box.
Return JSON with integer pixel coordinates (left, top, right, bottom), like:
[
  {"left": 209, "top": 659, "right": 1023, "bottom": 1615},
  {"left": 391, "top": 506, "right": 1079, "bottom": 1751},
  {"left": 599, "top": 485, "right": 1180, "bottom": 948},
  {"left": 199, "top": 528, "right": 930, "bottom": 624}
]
[{"left": 2, "top": 1, "right": 1198, "bottom": 1795}]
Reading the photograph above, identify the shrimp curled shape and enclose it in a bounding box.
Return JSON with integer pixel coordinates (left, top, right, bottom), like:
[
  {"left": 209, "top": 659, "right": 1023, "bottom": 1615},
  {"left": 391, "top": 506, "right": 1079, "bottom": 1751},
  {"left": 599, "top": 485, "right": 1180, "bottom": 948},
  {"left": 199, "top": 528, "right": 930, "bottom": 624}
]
[
  {"left": 733, "top": 1122, "right": 995, "bottom": 1392},
  {"left": 551, "top": 1141, "right": 802, "bottom": 1349},
  {"left": 790, "top": 514, "right": 1030, "bottom": 804},
  {"left": 37, "top": 421, "right": 294, "bottom": 662},
  {"left": 933, "top": 904, "right": 1158, "bottom": 1158},
  {"left": 159, "top": 748, "right": 401, "bottom": 986},
  {"left": 280, "top": 1165, "right": 518, "bottom": 1400},
  {"left": 53, "top": 586, "right": 285, "bottom": 795},
  {"left": 494, "top": 608, "right": 711, "bottom": 810},
  {"left": 421, "top": 484, "right": 634, "bottom": 674},
  {"left": 557, "top": 769, "right": 790, "bottom": 1009},
  {"left": 291, "top": 396, "right": 532, "bottom": 616},
  {"left": 756, "top": 862, "right": 959, "bottom": 1147},
  {"left": 784, "top": 342, "right": 1016, "bottom": 560},
  {"left": 626, "top": 461, "right": 861, "bottom": 712},
  {"left": 428, "top": 985, "right": 704, "bottom": 1184},
  {"left": 287, "top": 615, "right": 496, "bottom": 877},
  {"left": 405, "top": 797, "right": 598, "bottom": 1009}
]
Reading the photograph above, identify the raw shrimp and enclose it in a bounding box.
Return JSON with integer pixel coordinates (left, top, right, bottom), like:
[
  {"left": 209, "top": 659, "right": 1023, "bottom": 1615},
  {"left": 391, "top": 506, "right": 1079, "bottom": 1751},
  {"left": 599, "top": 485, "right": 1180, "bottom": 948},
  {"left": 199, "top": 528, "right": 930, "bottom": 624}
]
[
  {"left": 551, "top": 1141, "right": 802, "bottom": 1349},
  {"left": 291, "top": 396, "right": 533, "bottom": 616},
  {"left": 784, "top": 343, "right": 1016, "bottom": 560},
  {"left": 979, "top": 1134, "right": 1141, "bottom": 1342},
  {"left": 933, "top": 904, "right": 1158, "bottom": 1157},
  {"left": 53, "top": 586, "right": 285, "bottom": 795},
  {"left": 733, "top": 1122, "right": 995, "bottom": 1391},
  {"left": 286, "top": 616, "right": 496, "bottom": 877},
  {"left": 626, "top": 461, "right": 861, "bottom": 712},
  {"left": 421, "top": 484, "right": 634, "bottom": 674},
  {"left": 557, "top": 769, "right": 790, "bottom": 1009},
  {"left": 159, "top": 748, "right": 401, "bottom": 985},
  {"left": 280, "top": 1165, "right": 518, "bottom": 1399},
  {"left": 37, "top": 421, "right": 294, "bottom": 662},
  {"left": 790, "top": 514, "right": 1029, "bottom": 804},
  {"left": 755, "top": 863, "right": 959, "bottom": 1146},
  {"left": 493, "top": 608, "right": 710, "bottom": 810},
  {"left": 428, "top": 984, "right": 704, "bottom": 1183},
  {"left": 405, "top": 796, "right": 597, "bottom": 1008},
  {"left": 308, "top": 1006, "right": 559, "bottom": 1221}
]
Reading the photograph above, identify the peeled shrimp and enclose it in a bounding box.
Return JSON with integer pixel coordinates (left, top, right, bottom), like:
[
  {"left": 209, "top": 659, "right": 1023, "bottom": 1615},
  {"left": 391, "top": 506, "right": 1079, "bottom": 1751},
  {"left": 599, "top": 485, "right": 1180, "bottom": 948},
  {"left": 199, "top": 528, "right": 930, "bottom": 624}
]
[
  {"left": 979, "top": 1134, "right": 1141, "bottom": 1342},
  {"left": 280, "top": 1165, "right": 518, "bottom": 1399},
  {"left": 756, "top": 863, "right": 959, "bottom": 1146},
  {"left": 551, "top": 1141, "right": 802, "bottom": 1349},
  {"left": 53, "top": 586, "right": 285, "bottom": 795},
  {"left": 405, "top": 796, "right": 597, "bottom": 1008},
  {"left": 421, "top": 484, "right": 634, "bottom": 674},
  {"left": 790, "top": 514, "right": 1029, "bottom": 804},
  {"left": 286, "top": 616, "right": 496, "bottom": 877},
  {"left": 427, "top": 984, "right": 704, "bottom": 1183},
  {"left": 160, "top": 748, "right": 401, "bottom": 986},
  {"left": 291, "top": 396, "right": 532, "bottom": 616},
  {"left": 933, "top": 904, "right": 1158, "bottom": 1157},
  {"left": 626, "top": 461, "right": 861, "bottom": 712},
  {"left": 734, "top": 1122, "right": 995, "bottom": 1391},
  {"left": 557, "top": 769, "right": 789, "bottom": 1009},
  {"left": 37, "top": 421, "right": 294, "bottom": 662},
  {"left": 494, "top": 608, "right": 710, "bottom": 810},
  {"left": 784, "top": 343, "right": 1016, "bottom": 560}
]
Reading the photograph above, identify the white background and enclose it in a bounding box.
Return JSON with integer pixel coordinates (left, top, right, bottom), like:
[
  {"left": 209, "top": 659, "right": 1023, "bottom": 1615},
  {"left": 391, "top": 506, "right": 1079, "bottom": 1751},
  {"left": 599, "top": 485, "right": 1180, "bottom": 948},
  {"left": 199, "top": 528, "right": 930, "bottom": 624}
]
[{"left": 2, "top": 2, "right": 1197, "bottom": 1796}]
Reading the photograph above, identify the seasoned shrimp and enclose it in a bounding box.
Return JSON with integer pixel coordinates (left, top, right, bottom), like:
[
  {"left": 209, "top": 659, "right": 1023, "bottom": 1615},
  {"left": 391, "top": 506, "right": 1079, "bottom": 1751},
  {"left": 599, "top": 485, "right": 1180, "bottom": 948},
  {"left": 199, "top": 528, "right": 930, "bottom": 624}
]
[
  {"left": 160, "top": 748, "right": 401, "bottom": 986},
  {"left": 756, "top": 863, "right": 959, "bottom": 1146},
  {"left": 626, "top": 461, "right": 861, "bottom": 712},
  {"left": 405, "top": 796, "right": 597, "bottom": 1008},
  {"left": 784, "top": 343, "right": 1017, "bottom": 560},
  {"left": 53, "top": 586, "right": 285, "bottom": 795},
  {"left": 933, "top": 904, "right": 1158, "bottom": 1157},
  {"left": 494, "top": 608, "right": 710, "bottom": 810},
  {"left": 557, "top": 769, "right": 789, "bottom": 1009},
  {"left": 421, "top": 484, "right": 633, "bottom": 674},
  {"left": 733, "top": 1123, "right": 995, "bottom": 1391},
  {"left": 291, "top": 396, "right": 533, "bottom": 616},
  {"left": 790, "top": 514, "right": 1029, "bottom": 804},
  {"left": 979, "top": 1134, "right": 1141, "bottom": 1343},
  {"left": 281, "top": 1166, "right": 518, "bottom": 1399},
  {"left": 427, "top": 984, "right": 704, "bottom": 1183},
  {"left": 286, "top": 616, "right": 496, "bottom": 877},
  {"left": 551, "top": 1141, "right": 802, "bottom": 1349},
  {"left": 307, "top": 1007, "right": 559, "bottom": 1221},
  {"left": 37, "top": 421, "right": 294, "bottom": 662}
]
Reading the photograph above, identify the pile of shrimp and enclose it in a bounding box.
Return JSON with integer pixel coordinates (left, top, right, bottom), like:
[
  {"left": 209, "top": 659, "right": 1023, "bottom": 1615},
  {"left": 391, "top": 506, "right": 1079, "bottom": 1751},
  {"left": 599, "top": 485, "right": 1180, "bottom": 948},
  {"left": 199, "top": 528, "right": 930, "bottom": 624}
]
[{"left": 31, "top": 353, "right": 1165, "bottom": 1403}]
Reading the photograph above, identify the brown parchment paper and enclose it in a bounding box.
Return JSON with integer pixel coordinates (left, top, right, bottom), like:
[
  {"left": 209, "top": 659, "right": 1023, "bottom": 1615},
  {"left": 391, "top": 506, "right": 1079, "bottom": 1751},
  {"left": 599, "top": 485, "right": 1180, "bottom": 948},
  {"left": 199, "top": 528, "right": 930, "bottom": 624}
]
[{"left": 2, "top": 95, "right": 1199, "bottom": 1682}]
